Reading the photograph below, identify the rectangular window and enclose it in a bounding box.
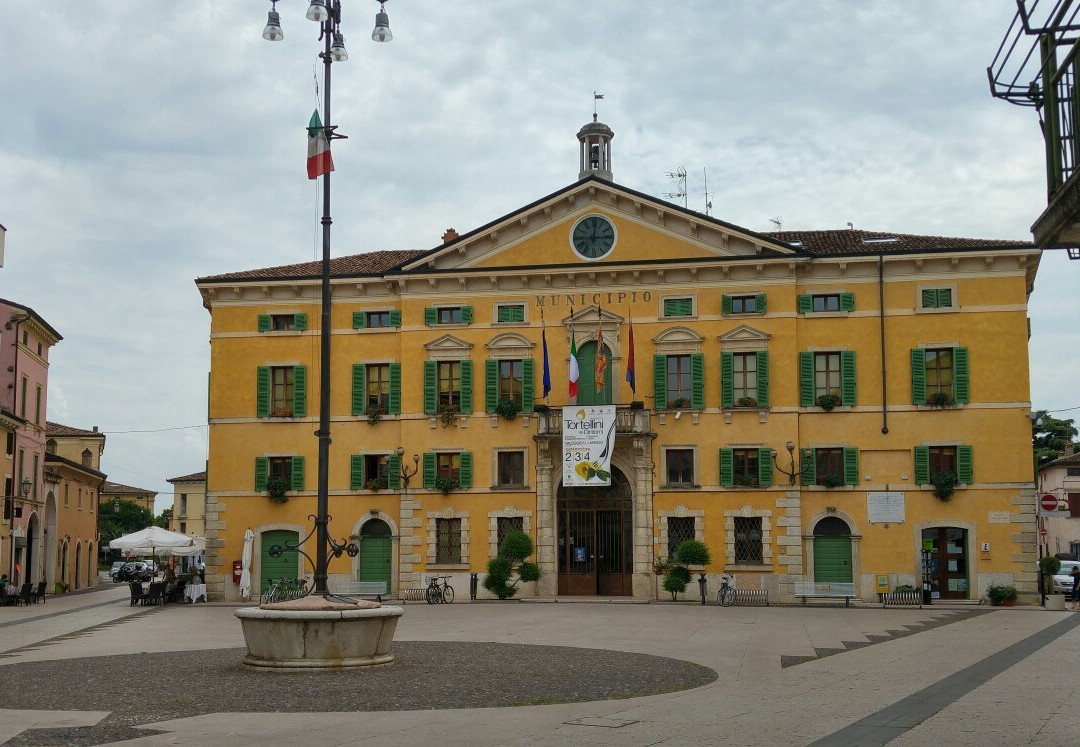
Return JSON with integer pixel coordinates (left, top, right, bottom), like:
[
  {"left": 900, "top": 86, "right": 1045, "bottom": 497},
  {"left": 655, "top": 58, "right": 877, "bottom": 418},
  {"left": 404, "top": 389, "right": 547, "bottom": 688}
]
[
  {"left": 270, "top": 366, "right": 295, "bottom": 417},
  {"left": 925, "top": 348, "right": 954, "bottom": 398},
  {"left": 733, "top": 517, "right": 764, "bottom": 564},
  {"left": 366, "top": 363, "right": 391, "bottom": 413},
  {"left": 667, "top": 516, "right": 695, "bottom": 559},
  {"left": 921, "top": 288, "right": 953, "bottom": 309},
  {"left": 436, "top": 518, "right": 462, "bottom": 564},
  {"left": 731, "top": 295, "right": 757, "bottom": 314},
  {"left": 665, "top": 449, "right": 695, "bottom": 486},
  {"left": 815, "top": 448, "right": 844, "bottom": 485},
  {"left": 271, "top": 314, "right": 296, "bottom": 331},
  {"left": 733, "top": 352, "right": 757, "bottom": 402},
  {"left": 812, "top": 294, "right": 841, "bottom": 312},
  {"left": 1068, "top": 467, "right": 1080, "bottom": 477},
  {"left": 78, "top": 487, "right": 83, "bottom": 509},
  {"left": 364, "top": 454, "right": 390, "bottom": 489},
  {"left": 666, "top": 354, "right": 692, "bottom": 407},
  {"left": 733, "top": 449, "right": 760, "bottom": 486},
  {"left": 20, "top": 376, "right": 27, "bottom": 418},
  {"left": 929, "top": 446, "right": 957, "bottom": 475},
  {"left": 366, "top": 311, "right": 391, "bottom": 328},
  {"left": 34, "top": 385, "right": 42, "bottom": 425},
  {"left": 438, "top": 361, "right": 462, "bottom": 410},
  {"left": 180, "top": 495, "right": 188, "bottom": 515},
  {"left": 180, "top": 522, "right": 186, "bottom": 534},
  {"left": 496, "top": 304, "right": 525, "bottom": 323},
  {"left": 64, "top": 484, "right": 69, "bottom": 507},
  {"left": 814, "top": 352, "right": 842, "bottom": 399},
  {"left": 663, "top": 298, "right": 694, "bottom": 317},
  {"left": 498, "top": 360, "right": 524, "bottom": 404},
  {"left": 437, "top": 452, "right": 461, "bottom": 482},
  {"left": 32, "top": 454, "right": 38, "bottom": 502},
  {"left": 5, "top": 431, "right": 12, "bottom": 456},
  {"left": 497, "top": 516, "right": 524, "bottom": 550},
  {"left": 269, "top": 456, "right": 293, "bottom": 483},
  {"left": 1068, "top": 494, "right": 1080, "bottom": 518},
  {"left": 438, "top": 307, "right": 463, "bottom": 324},
  {"left": 496, "top": 451, "right": 525, "bottom": 487},
  {"left": 91, "top": 491, "right": 95, "bottom": 513}
]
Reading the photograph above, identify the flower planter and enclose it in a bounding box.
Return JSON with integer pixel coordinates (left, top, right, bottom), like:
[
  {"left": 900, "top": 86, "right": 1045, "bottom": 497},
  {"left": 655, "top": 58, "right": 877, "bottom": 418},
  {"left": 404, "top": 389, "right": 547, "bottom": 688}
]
[{"left": 1045, "top": 594, "right": 1066, "bottom": 611}]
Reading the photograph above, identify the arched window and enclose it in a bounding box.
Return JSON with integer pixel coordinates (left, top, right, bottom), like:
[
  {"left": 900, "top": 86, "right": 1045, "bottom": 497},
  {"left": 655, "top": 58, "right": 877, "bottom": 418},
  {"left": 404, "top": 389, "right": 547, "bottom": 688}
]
[{"left": 81, "top": 449, "right": 92, "bottom": 467}]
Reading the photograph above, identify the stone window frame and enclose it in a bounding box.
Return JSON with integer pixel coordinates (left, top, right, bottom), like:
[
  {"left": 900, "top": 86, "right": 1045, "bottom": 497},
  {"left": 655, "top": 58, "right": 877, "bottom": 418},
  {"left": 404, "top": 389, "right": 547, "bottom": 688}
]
[
  {"left": 915, "top": 283, "right": 958, "bottom": 314},
  {"left": 723, "top": 505, "right": 773, "bottom": 571},
  {"left": 660, "top": 444, "right": 699, "bottom": 489},
  {"left": 491, "top": 447, "right": 529, "bottom": 490},
  {"left": 656, "top": 506, "right": 704, "bottom": 561},
  {"left": 426, "top": 507, "right": 470, "bottom": 569},
  {"left": 487, "top": 507, "right": 533, "bottom": 558},
  {"left": 659, "top": 294, "right": 698, "bottom": 320}
]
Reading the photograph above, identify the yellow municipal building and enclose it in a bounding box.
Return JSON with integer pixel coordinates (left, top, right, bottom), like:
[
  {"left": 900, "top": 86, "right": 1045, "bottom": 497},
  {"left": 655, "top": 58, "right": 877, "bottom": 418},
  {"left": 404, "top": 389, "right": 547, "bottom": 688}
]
[{"left": 197, "top": 118, "right": 1039, "bottom": 604}]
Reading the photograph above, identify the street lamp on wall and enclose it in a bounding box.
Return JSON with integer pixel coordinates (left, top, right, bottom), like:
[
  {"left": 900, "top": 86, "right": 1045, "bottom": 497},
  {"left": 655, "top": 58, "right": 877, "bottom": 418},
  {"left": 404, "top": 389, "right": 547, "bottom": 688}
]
[
  {"left": 772, "top": 441, "right": 804, "bottom": 486},
  {"left": 396, "top": 447, "right": 420, "bottom": 489}
]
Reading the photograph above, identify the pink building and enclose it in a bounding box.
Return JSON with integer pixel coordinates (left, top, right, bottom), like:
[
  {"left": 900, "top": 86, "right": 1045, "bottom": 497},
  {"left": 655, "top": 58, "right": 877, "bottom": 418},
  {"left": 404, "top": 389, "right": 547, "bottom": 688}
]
[
  {"left": 1, "top": 298, "right": 62, "bottom": 586},
  {"left": 1040, "top": 444, "right": 1080, "bottom": 560}
]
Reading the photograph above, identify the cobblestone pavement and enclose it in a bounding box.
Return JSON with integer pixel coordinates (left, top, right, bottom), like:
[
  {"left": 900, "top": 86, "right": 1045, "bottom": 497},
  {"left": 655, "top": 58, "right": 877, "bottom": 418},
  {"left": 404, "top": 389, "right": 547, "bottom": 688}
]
[{"left": 1, "top": 589, "right": 1078, "bottom": 745}]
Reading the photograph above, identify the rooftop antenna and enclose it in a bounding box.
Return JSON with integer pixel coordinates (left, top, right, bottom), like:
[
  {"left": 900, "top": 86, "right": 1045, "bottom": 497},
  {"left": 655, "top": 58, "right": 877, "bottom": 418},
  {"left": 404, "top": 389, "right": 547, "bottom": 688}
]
[
  {"left": 702, "top": 167, "right": 713, "bottom": 216},
  {"left": 769, "top": 216, "right": 783, "bottom": 233},
  {"left": 663, "top": 167, "right": 688, "bottom": 208}
]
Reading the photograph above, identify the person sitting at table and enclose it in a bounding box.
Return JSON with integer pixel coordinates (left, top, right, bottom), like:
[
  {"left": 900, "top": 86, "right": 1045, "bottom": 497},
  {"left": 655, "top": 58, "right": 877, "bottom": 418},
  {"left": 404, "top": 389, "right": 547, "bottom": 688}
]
[
  {"left": 163, "top": 564, "right": 177, "bottom": 584},
  {"left": 0, "top": 574, "right": 7, "bottom": 592}
]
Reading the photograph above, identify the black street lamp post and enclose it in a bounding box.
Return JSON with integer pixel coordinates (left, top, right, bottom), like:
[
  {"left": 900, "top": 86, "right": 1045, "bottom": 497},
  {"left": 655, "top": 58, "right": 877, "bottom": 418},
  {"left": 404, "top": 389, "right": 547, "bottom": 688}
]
[{"left": 262, "top": 0, "right": 392, "bottom": 596}]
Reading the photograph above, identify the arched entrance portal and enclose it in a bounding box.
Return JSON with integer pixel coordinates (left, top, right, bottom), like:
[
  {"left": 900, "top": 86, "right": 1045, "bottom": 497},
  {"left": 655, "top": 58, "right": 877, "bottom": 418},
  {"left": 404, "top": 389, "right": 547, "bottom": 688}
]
[
  {"left": 812, "top": 517, "right": 853, "bottom": 584},
  {"left": 575, "top": 341, "right": 613, "bottom": 405},
  {"left": 557, "top": 467, "right": 633, "bottom": 595},
  {"left": 25, "top": 513, "right": 40, "bottom": 586}
]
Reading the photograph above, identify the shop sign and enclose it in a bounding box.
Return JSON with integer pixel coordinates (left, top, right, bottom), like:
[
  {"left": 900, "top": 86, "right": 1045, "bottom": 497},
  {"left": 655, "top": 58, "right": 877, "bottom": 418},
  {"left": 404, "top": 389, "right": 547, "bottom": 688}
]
[{"left": 562, "top": 405, "right": 617, "bottom": 486}]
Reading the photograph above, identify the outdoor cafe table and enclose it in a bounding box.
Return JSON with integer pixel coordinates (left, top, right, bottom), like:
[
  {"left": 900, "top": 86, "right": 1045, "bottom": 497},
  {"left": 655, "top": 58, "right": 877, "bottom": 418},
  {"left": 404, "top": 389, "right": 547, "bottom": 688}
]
[{"left": 184, "top": 583, "right": 207, "bottom": 603}]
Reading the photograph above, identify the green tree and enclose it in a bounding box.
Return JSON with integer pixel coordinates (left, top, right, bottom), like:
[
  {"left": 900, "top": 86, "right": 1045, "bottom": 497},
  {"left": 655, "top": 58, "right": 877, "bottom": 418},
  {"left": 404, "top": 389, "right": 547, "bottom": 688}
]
[
  {"left": 153, "top": 507, "right": 173, "bottom": 529},
  {"left": 1033, "top": 410, "right": 1079, "bottom": 468},
  {"left": 483, "top": 530, "right": 541, "bottom": 599},
  {"left": 98, "top": 500, "right": 154, "bottom": 562}
]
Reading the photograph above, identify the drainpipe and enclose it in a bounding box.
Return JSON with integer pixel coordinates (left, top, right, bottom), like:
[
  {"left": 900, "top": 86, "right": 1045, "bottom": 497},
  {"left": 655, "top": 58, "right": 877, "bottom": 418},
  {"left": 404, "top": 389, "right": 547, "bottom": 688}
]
[{"left": 878, "top": 255, "right": 889, "bottom": 435}]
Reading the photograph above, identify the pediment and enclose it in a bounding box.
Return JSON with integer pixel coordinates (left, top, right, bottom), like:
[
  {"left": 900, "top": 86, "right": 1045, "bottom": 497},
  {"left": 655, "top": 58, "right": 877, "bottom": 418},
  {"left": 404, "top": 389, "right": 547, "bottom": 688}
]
[
  {"left": 563, "top": 305, "right": 624, "bottom": 326},
  {"left": 424, "top": 334, "right": 473, "bottom": 357},
  {"left": 486, "top": 332, "right": 535, "bottom": 359},
  {"left": 653, "top": 325, "right": 706, "bottom": 345},
  {"left": 718, "top": 324, "right": 771, "bottom": 344}
]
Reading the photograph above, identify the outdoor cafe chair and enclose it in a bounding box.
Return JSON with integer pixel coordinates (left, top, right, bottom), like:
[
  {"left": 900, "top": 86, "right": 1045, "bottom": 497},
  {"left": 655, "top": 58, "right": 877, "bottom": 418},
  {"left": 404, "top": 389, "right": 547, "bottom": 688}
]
[{"left": 129, "top": 582, "right": 146, "bottom": 607}]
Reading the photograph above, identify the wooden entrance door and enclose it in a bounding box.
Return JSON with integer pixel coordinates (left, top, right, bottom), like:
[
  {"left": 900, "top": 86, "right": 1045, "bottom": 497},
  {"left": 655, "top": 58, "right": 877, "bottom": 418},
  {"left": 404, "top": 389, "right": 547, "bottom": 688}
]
[
  {"left": 922, "top": 527, "right": 968, "bottom": 599},
  {"left": 260, "top": 529, "right": 299, "bottom": 593},
  {"left": 812, "top": 517, "right": 853, "bottom": 583},
  {"left": 557, "top": 469, "right": 632, "bottom": 595},
  {"left": 358, "top": 519, "right": 392, "bottom": 594},
  {"left": 576, "top": 341, "right": 613, "bottom": 405}
]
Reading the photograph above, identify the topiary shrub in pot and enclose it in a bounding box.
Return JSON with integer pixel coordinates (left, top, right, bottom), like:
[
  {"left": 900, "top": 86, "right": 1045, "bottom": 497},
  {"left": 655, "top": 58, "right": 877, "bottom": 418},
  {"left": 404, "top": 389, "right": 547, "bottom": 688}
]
[
  {"left": 483, "top": 530, "right": 541, "bottom": 599},
  {"left": 663, "top": 565, "right": 692, "bottom": 600}
]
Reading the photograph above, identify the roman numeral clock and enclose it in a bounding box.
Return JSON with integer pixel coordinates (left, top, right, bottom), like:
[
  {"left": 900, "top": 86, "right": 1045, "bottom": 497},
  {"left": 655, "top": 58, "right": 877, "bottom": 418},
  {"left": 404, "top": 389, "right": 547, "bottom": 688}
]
[{"left": 571, "top": 214, "right": 617, "bottom": 260}]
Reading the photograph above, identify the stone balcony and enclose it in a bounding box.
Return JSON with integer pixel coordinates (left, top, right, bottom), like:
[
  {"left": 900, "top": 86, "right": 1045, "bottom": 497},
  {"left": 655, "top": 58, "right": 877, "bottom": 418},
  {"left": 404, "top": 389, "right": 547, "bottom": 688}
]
[{"left": 534, "top": 405, "right": 651, "bottom": 438}]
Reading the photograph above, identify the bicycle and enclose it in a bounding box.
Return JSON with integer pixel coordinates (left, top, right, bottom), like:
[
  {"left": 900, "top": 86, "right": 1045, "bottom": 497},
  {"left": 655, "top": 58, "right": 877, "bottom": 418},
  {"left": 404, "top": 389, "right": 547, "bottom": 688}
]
[
  {"left": 425, "top": 575, "right": 455, "bottom": 604},
  {"left": 717, "top": 575, "right": 736, "bottom": 607}
]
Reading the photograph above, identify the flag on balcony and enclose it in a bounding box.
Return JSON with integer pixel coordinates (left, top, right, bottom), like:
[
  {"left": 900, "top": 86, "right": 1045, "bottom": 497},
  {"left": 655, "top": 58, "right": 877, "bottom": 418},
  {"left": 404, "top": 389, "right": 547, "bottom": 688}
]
[
  {"left": 307, "top": 109, "right": 335, "bottom": 179},
  {"left": 595, "top": 307, "right": 607, "bottom": 393},
  {"left": 625, "top": 313, "right": 636, "bottom": 394},
  {"left": 568, "top": 308, "right": 579, "bottom": 398},
  {"left": 541, "top": 309, "right": 551, "bottom": 399}
]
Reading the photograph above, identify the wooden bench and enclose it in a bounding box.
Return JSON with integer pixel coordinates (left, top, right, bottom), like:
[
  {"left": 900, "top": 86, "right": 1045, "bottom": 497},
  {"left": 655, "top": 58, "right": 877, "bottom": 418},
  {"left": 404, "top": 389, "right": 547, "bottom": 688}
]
[
  {"left": 794, "top": 581, "right": 856, "bottom": 606},
  {"left": 330, "top": 580, "right": 387, "bottom": 601}
]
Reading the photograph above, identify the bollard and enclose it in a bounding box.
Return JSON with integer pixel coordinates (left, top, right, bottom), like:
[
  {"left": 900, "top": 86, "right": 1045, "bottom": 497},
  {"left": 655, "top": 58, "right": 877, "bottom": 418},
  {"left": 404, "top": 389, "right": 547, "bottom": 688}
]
[
  {"left": 470, "top": 572, "right": 478, "bottom": 600},
  {"left": 698, "top": 573, "right": 707, "bottom": 605}
]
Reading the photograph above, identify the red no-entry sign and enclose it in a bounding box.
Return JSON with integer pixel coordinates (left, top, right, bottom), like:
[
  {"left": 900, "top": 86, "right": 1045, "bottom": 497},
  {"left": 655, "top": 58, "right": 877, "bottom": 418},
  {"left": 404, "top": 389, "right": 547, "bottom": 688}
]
[{"left": 1041, "top": 494, "right": 1058, "bottom": 512}]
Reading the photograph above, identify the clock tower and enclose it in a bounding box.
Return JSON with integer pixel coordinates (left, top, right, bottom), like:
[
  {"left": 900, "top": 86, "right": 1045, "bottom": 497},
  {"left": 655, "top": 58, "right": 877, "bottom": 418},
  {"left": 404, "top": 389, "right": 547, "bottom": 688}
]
[{"left": 577, "top": 115, "right": 614, "bottom": 181}]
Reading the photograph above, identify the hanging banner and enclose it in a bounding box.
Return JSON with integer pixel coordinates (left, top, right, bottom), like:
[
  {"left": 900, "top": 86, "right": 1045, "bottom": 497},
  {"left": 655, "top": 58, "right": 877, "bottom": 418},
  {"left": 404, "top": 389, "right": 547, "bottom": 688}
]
[{"left": 562, "top": 405, "right": 617, "bottom": 486}]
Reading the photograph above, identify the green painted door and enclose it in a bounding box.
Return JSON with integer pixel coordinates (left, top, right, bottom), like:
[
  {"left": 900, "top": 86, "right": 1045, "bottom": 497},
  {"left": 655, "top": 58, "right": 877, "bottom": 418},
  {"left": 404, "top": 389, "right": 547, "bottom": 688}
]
[
  {"left": 813, "top": 536, "right": 853, "bottom": 583},
  {"left": 358, "top": 520, "right": 392, "bottom": 593},
  {"left": 260, "top": 530, "right": 299, "bottom": 592},
  {"left": 576, "top": 342, "right": 612, "bottom": 405}
]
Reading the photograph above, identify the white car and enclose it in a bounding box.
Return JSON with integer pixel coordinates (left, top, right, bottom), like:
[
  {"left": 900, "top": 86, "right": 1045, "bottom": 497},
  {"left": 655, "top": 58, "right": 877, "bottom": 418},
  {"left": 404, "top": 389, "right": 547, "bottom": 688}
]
[{"left": 1051, "top": 560, "right": 1080, "bottom": 595}]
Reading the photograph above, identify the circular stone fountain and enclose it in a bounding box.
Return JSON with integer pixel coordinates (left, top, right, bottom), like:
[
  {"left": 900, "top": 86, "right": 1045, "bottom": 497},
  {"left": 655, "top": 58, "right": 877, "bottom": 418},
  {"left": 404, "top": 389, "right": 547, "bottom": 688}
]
[{"left": 235, "top": 595, "right": 404, "bottom": 669}]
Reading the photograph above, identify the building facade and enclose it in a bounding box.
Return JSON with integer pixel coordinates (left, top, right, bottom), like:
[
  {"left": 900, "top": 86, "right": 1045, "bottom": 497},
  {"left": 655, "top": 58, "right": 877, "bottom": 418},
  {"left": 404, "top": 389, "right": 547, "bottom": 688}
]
[
  {"left": 167, "top": 471, "right": 206, "bottom": 537},
  {"left": 44, "top": 422, "right": 107, "bottom": 590},
  {"left": 1039, "top": 445, "right": 1080, "bottom": 559},
  {"left": 100, "top": 481, "right": 157, "bottom": 515},
  {"left": 197, "top": 122, "right": 1040, "bottom": 603}
]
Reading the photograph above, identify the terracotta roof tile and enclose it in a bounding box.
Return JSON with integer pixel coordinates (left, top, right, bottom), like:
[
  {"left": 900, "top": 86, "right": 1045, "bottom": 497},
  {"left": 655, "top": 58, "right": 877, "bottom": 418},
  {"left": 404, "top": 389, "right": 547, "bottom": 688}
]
[
  {"left": 101, "top": 480, "right": 157, "bottom": 496},
  {"left": 1041, "top": 451, "right": 1080, "bottom": 469},
  {"left": 197, "top": 250, "right": 426, "bottom": 283},
  {"left": 167, "top": 471, "right": 207, "bottom": 483},
  {"left": 46, "top": 421, "right": 104, "bottom": 438},
  {"left": 765, "top": 229, "right": 1032, "bottom": 256}
]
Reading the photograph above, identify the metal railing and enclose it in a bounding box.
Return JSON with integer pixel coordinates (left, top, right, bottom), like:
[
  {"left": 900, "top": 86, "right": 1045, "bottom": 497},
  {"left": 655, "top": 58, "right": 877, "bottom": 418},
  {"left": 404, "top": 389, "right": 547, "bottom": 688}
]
[
  {"left": 881, "top": 590, "right": 923, "bottom": 607},
  {"left": 535, "top": 405, "right": 651, "bottom": 437},
  {"left": 260, "top": 577, "right": 311, "bottom": 605}
]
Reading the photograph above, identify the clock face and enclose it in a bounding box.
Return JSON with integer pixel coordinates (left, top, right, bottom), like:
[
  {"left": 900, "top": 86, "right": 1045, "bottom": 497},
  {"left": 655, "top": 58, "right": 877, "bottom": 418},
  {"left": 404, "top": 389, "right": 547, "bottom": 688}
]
[{"left": 571, "top": 215, "right": 616, "bottom": 260}]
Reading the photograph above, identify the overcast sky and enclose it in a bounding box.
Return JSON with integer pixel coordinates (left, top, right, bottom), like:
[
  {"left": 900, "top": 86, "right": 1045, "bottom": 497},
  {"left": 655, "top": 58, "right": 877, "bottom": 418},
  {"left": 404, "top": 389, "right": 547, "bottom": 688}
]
[{"left": 1, "top": 2, "right": 1075, "bottom": 513}]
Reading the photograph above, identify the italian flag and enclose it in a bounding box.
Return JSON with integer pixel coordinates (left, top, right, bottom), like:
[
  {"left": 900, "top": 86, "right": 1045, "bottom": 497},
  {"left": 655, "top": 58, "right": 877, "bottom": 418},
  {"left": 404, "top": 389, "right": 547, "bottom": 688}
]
[
  {"left": 568, "top": 330, "right": 579, "bottom": 398},
  {"left": 307, "top": 109, "right": 334, "bottom": 180}
]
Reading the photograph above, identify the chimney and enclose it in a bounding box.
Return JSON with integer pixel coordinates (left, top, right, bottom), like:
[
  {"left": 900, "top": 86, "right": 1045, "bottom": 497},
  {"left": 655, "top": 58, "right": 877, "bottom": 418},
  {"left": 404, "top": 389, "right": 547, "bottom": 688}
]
[
  {"left": 1064, "top": 442, "right": 1076, "bottom": 456},
  {"left": 441, "top": 228, "right": 459, "bottom": 244},
  {"left": 92, "top": 426, "right": 98, "bottom": 432}
]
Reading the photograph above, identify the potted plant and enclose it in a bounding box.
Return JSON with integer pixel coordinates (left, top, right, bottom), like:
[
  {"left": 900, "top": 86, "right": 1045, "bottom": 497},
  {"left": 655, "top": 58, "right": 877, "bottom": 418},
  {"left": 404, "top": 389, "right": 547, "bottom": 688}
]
[
  {"left": 734, "top": 472, "right": 757, "bottom": 487},
  {"left": 821, "top": 473, "right": 845, "bottom": 489},
  {"left": 365, "top": 404, "right": 385, "bottom": 425},
  {"left": 54, "top": 580, "right": 68, "bottom": 596},
  {"left": 266, "top": 476, "right": 290, "bottom": 504},
  {"left": 927, "top": 391, "right": 954, "bottom": 408},
  {"left": 494, "top": 399, "right": 521, "bottom": 422},
  {"left": 816, "top": 393, "right": 841, "bottom": 411},
  {"left": 438, "top": 403, "right": 459, "bottom": 428},
  {"left": 987, "top": 584, "right": 1018, "bottom": 606},
  {"left": 1040, "top": 555, "right": 1064, "bottom": 608},
  {"left": 736, "top": 396, "right": 758, "bottom": 408},
  {"left": 931, "top": 471, "right": 958, "bottom": 501},
  {"left": 482, "top": 530, "right": 542, "bottom": 599},
  {"left": 365, "top": 478, "right": 382, "bottom": 492},
  {"left": 434, "top": 476, "right": 458, "bottom": 495},
  {"left": 663, "top": 565, "right": 691, "bottom": 600},
  {"left": 668, "top": 397, "right": 690, "bottom": 410}
]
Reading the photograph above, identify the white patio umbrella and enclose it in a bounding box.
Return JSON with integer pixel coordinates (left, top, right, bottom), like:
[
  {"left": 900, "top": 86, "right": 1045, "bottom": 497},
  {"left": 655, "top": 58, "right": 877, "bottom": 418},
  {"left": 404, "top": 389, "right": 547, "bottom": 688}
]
[
  {"left": 109, "top": 526, "right": 196, "bottom": 566},
  {"left": 239, "top": 529, "right": 254, "bottom": 600}
]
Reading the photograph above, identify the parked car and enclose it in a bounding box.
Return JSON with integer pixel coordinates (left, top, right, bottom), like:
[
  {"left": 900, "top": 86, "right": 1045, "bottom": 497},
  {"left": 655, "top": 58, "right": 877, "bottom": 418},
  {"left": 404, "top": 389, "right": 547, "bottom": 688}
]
[{"left": 1050, "top": 560, "right": 1080, "bottom": 595}]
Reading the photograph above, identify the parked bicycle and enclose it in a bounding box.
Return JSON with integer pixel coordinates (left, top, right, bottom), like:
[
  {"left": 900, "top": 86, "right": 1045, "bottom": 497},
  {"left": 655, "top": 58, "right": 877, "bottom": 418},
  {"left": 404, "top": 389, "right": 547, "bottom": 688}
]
[
  {"left": 717, "top": 575, "right": 736, "bottom": 607},
  {"left": 261, "top": 577, "right": 310, "bottom": 605},
  {"left": 425, "top": 575, "right": 455, "bottom": 604}
]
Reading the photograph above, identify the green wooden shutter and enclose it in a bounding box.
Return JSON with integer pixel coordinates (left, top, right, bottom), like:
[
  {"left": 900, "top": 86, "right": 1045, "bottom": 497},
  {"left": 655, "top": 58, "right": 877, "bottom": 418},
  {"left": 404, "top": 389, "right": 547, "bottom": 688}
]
[
  {"left": 914, "top": 446, "right": 930, "bottom": 485},
  {"left": 953, "top": 347, "right": 970, "bottom": 404},
  {"left": 799, "top": 352, "right": 814, "bottom": 407},
  {"left": 843, "top": 447, "right": 859, "bottom": 485},
  {"left": 293, "top": 365, "right": 307, "bottom": 418},
  {"left": 256, "top": 366, "right": 270, "bottom": 418},
  {"left": 422, "top": 452, "right": 436, "bottom": 489},
  {"left": 497, "top": 306, "right": 510, "bottom": 323},
  {"left": 719, "top": 448, "right": 734, "bottom": 487},
  {"left": 350, "top": 454, "right": 365, "bottom": 490},
  {"left": 423, "top": 361, "right": 437, "bottom": 415},
  {"left": 352, "top": 311, "right": 366, "bottom": 329},
  {"left": 387, "top": 453, "right": 401, "bottom": 489},
  {"left": 801, "top": 449, "right": 816, "bottom": 486},
  {"left": 755, "top": 293, "right": 767, "bottom": 314},
  {"left": 460, "top": 360, "right": 473, "bottom": 412},
  {"left": 910, "top": 349, "right": 926, "bottom": 405},
  {"left": 255, "top": 456, "right": 268, "bottom": 491},
  {"left": 352, "top": 364, "right": 366, "bottom": 416},
  {"left": 720, "top": 352, "right": 734, "bottom": 409},
  {"left": 756, "top": 351, "right": 770, "bottom": 408},
  {"left": 522, "top": 358, "right": 534, "bottom": 412},
  {"left": 690, "top": 353, "right": 705, "bottom": 410},
  {"left": 721, "top": 295, "right": 733, "bottom": 315},
  {"left": 957, "top": 445, "right": 973, "bottom": 484},
  {"left": 258, "top": 314, "right": 271, "bottom": 332},
  {"left": 840, "top": 292, "right": 855, "bottom": 312},
  {"left": 797, "top": 294, "right": 812, "bottom": 314},
  {"left": 937, "top": 289, "right": 953, "bottom": 308},
  {"left": 461, "top": 306, "right": 473, "bottom": 324},
  {"left": 840, "top": 351, "right": 856, "bottom": 406},
  {"left": 653, "top": 355, "right": 667, "bottom": 409},
  {"left": 485, "top": 359, "right": 498, "bottom": 412},
  {"left": 921, "top": 289, "right": 937, "bottom": 309},
  {"left": 459, "top": 452, "right": 473, "bottom": 488},
  {"left": 291, "top": 456, "right": 305, "bottom": 491},
  {"left": 389, "top": 309, "right": 402, "bottom": 328},
  {"left": 294, "top": 313, "right": 307, "bottom": 331},
  {"left": 758, "top": 447, "right": 773, "bottom": 487},
  {"left": 389, "top": 363, "right": 401, "bottom": 415},
  {"left": 664, "top": 298, "right": 691, "bottom": 317},
  {"left": 424, "top": 307, "right": 437, "bottom": 326}
]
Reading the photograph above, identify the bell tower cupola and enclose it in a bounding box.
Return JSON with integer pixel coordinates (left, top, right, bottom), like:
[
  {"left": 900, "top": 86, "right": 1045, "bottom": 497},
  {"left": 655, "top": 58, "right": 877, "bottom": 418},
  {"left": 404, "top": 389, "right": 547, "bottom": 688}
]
[{"left": 577, "top": 114, "right": 614, "bottom": 181}]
